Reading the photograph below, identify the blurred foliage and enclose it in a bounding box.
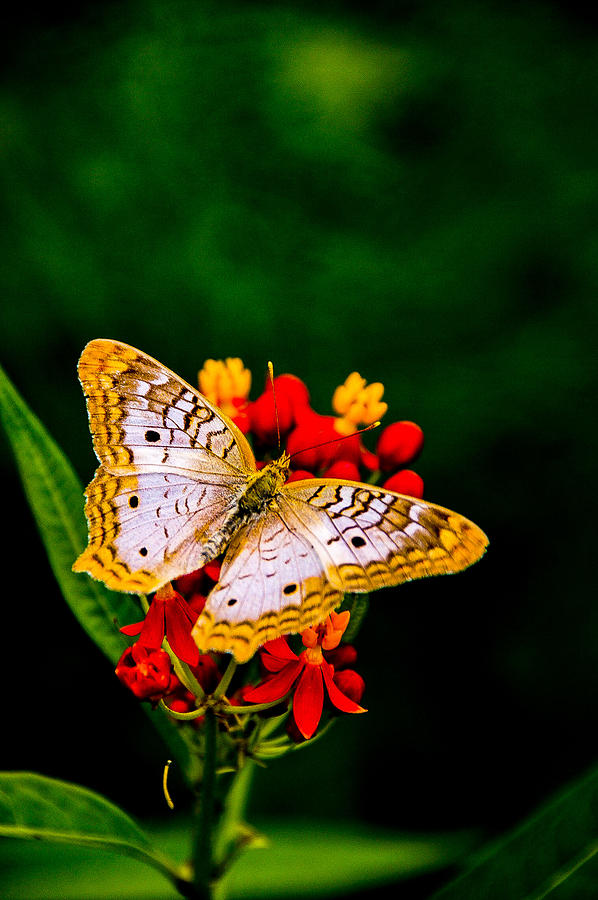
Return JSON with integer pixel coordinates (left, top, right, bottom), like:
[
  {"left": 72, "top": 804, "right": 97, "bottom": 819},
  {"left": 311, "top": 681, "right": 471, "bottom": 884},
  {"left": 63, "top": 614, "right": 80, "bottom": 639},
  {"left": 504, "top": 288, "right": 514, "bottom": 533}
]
[
  {"left": 0, "top": 1, "right": 597, "bottom": 896},
  {"left": 0, "top": 813, "right": 474, "bottom": 898}
]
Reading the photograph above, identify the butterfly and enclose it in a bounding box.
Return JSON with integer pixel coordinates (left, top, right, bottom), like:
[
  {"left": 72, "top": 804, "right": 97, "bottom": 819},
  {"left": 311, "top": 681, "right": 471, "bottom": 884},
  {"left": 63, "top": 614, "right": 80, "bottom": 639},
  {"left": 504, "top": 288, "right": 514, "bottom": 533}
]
[{"left": 73, "top": 340, "right": 488, "bottom": 663}]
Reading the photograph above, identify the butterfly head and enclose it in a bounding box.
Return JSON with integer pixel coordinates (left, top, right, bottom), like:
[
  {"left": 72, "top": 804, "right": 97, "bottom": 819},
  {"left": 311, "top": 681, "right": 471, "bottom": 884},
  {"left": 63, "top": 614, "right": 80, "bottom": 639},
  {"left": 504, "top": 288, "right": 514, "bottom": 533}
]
[{"left": 271, "top": 450, "right": 291, "bottom": 479}]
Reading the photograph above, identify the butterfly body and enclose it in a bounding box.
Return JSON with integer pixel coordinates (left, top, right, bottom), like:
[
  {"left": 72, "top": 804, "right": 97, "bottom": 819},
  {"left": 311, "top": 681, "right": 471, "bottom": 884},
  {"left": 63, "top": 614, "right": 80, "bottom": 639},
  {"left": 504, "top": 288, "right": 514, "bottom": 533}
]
[
  {"left": 73, "top": 340, "right": 488, "bottom": 662},
  {"left": 236, "top": 453, "right": 290, "bottom": 516}
]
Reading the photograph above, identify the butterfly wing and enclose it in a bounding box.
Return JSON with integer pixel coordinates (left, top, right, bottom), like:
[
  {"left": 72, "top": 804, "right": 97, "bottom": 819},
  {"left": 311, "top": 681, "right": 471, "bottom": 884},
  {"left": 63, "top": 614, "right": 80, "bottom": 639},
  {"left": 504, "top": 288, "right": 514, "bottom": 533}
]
[
  {"left": 76, "top": 339, "right": 255, "bottom": 472},
  {"left": 193, "top": 478, "right": 487, "bottom": 661},
  {"left": 192, "top": 509, "right": 343, "bottom": 663},
  {"left": 73, "top": 339, "right": 254, "bottom": 592},
  {"left": 282, "top": 478, "right": 488, "bottom": 591}
]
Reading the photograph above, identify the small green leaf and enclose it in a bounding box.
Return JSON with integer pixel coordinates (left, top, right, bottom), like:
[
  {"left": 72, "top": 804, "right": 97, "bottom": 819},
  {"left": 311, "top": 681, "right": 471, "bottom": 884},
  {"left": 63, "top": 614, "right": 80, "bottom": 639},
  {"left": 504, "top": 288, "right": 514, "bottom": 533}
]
[
  {"left": 432, "top": 761, "right": 598, "bottom": 899},
  {"left": 339, "top": 593, "right": 369, "bottom": 643},
  {"left": 0, "top": 772, "right": 181, "bottom": 889},
  {"left": 0, "top": 364, "right": 194, "bottom": 780}
]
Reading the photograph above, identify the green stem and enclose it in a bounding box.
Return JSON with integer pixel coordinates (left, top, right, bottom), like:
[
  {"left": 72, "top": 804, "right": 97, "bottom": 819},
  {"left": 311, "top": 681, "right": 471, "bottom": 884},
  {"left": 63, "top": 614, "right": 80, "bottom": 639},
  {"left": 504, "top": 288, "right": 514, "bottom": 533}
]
[
  {"left": 220, "top": 696, "right": 290, "bottom": 715},
  {"left": 159, "top": 699, "right": 207, "bottom": 721},
  {"left": 211, "top": 656, "right": 237, "bottom": 700},
  {"left": 192, "top": 708, "right": 217, "bottom": 897},
  {"left": 212, "top": 760, "right": 257, "bottom": 900}
]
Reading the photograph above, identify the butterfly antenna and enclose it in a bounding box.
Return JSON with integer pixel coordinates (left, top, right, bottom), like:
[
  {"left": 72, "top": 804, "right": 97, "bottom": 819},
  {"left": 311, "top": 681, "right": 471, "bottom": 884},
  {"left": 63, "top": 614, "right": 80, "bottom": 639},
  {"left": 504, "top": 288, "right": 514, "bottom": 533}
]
[
  {"left": 288, "top": 420, "right": 381, "bottom": 461},
  {"left": 267, "top": 361, "right": 282, "bottom": 451}
]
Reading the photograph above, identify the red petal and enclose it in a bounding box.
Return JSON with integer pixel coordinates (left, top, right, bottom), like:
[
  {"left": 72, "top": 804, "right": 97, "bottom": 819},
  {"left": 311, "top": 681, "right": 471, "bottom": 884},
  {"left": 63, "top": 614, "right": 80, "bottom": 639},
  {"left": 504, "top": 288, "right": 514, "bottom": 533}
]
[
  {"left": 243, "top": 660, "right": 303, "bottom": 704},
  {"left": 261, "top": 653, "right": 292, "bottom": 673},
  {"left": 293, "top": 665, "right": 325, "bottom": 739},
  {"left": 174, "top": 569, "right": 205, "bottom": 595},
  {"left": 137, "top": 600, "right": 166, "bottom": 648},
  {"left": 262, "top": 636, "right": 298, "bottom": 663},
  {"left": 119, "top": 620, "right": 144, "bottom": 636},
  {"left": 321, "top": 660, "right": 366, "bottom": 714},
  {"left": 173, "top": 594, "right": 198, "bottom": 626},
  {"left": 203, "top": 561, "right": 221, "bottom": 583},
  {"left": 286, "top": 469, "right": 316, "bottom": 483},
  {"left": 360, "top": 446, "right": 379, "bottom": 472},
  {"left": 323, "top": 461, "right": 361, "bottom": 481},
  {"left": 164, "top": 604, "right": 200, "bottom": 666},
  {"left": 333, "top": 669, "right": 365, "bottom": 705}
]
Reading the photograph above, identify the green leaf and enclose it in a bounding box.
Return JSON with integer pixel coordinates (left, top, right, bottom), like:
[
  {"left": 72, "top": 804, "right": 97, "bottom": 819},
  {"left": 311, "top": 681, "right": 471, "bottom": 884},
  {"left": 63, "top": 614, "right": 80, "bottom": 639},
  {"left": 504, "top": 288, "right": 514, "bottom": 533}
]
[
  {"left": 432, "top": 761, "right": 598, "bottom": 899},
  {"left": 0, "top": 772, "right": 181, "bottom": 890},
  {"left": 219, "top": 819, "right": 473, "bottom": 898},
  {"left": 339, "top": 593, "right": 369, "bottom": 643},
  {"left": 0, "top": 812, "right": 474, "bottom": 899},
  {"left": 0, "top": 364, "right": 194, "bottom": 780},
  {"left": 0, "top": 361, "right": 138, "bottom": 663}
]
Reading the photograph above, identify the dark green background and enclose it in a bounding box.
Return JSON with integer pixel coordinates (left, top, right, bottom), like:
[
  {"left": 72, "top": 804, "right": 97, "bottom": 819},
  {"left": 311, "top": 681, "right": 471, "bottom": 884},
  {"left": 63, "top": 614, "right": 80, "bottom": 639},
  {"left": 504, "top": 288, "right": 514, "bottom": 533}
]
[{"left": 1, "top": 0, "right": 597, "bottom": 894}]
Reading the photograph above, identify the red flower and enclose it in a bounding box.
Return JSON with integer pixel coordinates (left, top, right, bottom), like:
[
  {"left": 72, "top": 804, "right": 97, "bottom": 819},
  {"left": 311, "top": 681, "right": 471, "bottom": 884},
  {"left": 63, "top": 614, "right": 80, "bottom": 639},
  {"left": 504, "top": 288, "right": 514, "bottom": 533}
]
[
  {"left": 120, "top": 584, "right": 200, "bottom": 666},
  {"left": 115, "top": 644, "right": 178, "bottom": 701},
  {"left": 286, "top": 468, "right": 316, "bottom": 483},
  {"left": 377, "top": 421, "right": 424, "bottom": 471},
  {"left": 383, "top": 468, "right": 424, "bottom": 498},
  {"left": 331, "top": 669, "right": 365, "bottom": 705},
  {"left": 286, "top": 412, "right": 362, "bottom": 471},
  {"left": 359, "top": 445, "right": 379, "bottom": 472},
  {"left": 274, "top": 374, "right": 311, "bottom": 413},
  {"left": 323, "top": 460, "right": 361, "bottom": 481},
  {"left": 173, "top": 562, "right": 220, "bottom": 616},
  {"left": 249, "top": 374, "right": 310, "bottom": 445},
  {"left": 243, "top": 612, "right": 366, "bottom": 739},
  {"left": 229, "top": 396, "right": 251, "bottom": 434},
  {"left": 249, "top": 389, "right": 293, "bottom": 445}
]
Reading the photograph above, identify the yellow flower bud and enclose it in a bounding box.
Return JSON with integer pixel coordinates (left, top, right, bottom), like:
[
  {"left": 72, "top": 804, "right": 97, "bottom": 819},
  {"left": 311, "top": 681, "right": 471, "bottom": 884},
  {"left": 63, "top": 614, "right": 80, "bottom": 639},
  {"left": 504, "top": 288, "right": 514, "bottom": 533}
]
[
  {"left": 198, "top": 357, "right": 251, "bottom": 417},
  {"left": 332, "top": 372, "right": 388, "bottom": 433}
]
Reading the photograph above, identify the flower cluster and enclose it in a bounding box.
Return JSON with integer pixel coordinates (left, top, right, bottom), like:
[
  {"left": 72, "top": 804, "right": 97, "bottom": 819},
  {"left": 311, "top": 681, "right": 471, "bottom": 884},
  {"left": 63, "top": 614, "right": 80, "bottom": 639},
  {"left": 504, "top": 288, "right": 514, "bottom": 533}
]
[
  {"left": 203, "top": 357, "right": 425, "bottom": 494},
  {"left": 115, "top": 565, "right": 221, "bottom": 711},
  {"left": 114, "top": 356, "right": 425, "bottom": 743}
]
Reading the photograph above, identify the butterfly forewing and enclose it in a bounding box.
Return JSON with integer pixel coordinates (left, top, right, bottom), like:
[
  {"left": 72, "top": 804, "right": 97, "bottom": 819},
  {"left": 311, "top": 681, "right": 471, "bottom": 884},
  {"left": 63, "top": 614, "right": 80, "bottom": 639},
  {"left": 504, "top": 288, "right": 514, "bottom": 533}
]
[
  {"left": 77, "top": 339, "right": 256, "bottom": 472},
  {"left": 73, "top": 339, "right": 255, "bottom": 592},
  {"left": 282, "top": 479, "right": 488, "bottom": 592}
]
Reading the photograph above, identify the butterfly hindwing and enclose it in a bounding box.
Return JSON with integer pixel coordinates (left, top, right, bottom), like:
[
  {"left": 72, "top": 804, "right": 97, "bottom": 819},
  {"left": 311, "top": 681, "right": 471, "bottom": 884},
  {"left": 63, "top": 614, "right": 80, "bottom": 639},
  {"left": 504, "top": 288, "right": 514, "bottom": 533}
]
[
  {"left": 192, "top": 478, "right": 487, "bottom": 662},
  {"left": 73, "top": 468, "right": 244, "bottom": 592},
  {"left": 192, "top": 509, "right": 343, "bottom": 663}
]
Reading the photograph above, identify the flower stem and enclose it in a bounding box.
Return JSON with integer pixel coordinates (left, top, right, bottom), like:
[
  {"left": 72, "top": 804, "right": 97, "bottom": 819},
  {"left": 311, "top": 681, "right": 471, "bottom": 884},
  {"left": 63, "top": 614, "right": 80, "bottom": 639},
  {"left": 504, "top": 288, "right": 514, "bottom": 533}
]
[
  {"left": 212, "top": 760, "right": 258, "bottom": 900},
  {"left": 211, "top": 655, "right": 237, "bottom": 700},
  {"left": 192, "top": 707, "right": 217, "bottom": 897}
]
